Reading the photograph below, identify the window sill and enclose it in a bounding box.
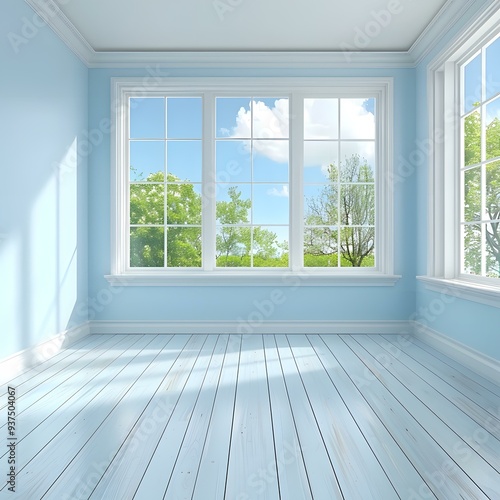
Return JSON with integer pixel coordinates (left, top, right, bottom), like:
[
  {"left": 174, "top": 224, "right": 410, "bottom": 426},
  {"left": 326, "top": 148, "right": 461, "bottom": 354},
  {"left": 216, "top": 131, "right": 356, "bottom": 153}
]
[
  {"left": 417, "top": 276, "right": 500, "bottom": 309},
  {"left": 105, "top": 271, "right": 402, "bottom": 287}
]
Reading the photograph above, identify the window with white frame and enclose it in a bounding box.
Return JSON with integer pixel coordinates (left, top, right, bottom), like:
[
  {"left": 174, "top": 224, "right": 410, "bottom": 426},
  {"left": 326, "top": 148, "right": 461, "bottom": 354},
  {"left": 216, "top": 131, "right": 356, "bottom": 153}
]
[
  {"left": 109, "top": 78, "right": 395, "bottom": 285},
  {"left": 461, "top": 35, "right": 500, "bottom": 280},
  {"left": 423, "top": 5, "right": 500, "bottom": 304}
]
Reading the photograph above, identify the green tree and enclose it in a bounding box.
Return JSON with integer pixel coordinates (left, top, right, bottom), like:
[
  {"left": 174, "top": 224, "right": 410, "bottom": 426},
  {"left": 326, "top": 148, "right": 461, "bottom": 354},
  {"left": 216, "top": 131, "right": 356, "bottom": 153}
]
[
  {"left": 464, "top": 111, "right": 500, "bottom": 276},
  {"left": 305, "top": 154, "right": 375, "bottom": 267},
  {"left": 216, "top": 186, "right": 284, "bottom": 267},
  {"left": 130, "top": 171, "right": 202, "bottom": 267}
]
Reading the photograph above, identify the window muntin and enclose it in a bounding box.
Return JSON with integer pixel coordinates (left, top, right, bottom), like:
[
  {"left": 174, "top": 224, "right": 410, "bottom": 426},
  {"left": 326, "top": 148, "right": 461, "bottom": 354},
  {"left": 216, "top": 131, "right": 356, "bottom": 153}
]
[{"left": 460, "top": 35, "right": 500, "bottom": 280}]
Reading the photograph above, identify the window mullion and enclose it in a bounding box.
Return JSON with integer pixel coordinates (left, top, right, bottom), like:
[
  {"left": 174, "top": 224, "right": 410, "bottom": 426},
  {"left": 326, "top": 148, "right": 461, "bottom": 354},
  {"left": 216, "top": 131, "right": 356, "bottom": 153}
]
[
  {"left": 203, "top": 93, "right": 216, "bottom": 270},
  {"left": 289, "top": 93, "right": 304, "bottom": 271}
]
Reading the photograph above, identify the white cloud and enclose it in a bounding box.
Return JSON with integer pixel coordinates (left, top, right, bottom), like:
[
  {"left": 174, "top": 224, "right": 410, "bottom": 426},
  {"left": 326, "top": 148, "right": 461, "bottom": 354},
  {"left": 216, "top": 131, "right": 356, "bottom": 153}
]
[
  {"left": 267, "top": 185, "right": 289, "bottom": 198},
  {"left": 228, "top": 98, "right": 375, "bottom": 169}
]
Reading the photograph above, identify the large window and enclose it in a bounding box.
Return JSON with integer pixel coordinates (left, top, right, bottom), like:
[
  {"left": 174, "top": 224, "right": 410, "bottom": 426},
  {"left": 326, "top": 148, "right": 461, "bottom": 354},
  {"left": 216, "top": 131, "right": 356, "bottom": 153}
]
[
  {"left": 109, "top": 78, "right": 395, "bottom": 285},
  {"left": 461, "top": 35, "right": 500, "bottom": 280},
  {"left": 422, "top": 5, "right": 500, "bottom": 306}
]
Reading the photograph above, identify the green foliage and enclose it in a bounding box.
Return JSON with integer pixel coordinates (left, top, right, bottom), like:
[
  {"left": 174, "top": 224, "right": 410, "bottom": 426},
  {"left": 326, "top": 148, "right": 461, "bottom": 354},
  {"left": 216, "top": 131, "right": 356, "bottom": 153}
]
[
  {"left": 464, "top": 112, "right": 500, "bottom": 277},
  {"left": 130, "top": 173, "right": 286, "bottom": 268},
  {"left": 304, "top": 154, "right": 375, "bottom": 267}
]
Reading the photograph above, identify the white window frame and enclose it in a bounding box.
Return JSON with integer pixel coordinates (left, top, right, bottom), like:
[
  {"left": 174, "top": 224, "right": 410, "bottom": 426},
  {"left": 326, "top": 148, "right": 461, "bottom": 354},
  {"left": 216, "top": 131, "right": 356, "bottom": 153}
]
[
  {"left": 107, "top": 77, "right": 398, "bottom": 286},
  {"left": 419, "top": 4, "right": 500, "bottom": 308}
]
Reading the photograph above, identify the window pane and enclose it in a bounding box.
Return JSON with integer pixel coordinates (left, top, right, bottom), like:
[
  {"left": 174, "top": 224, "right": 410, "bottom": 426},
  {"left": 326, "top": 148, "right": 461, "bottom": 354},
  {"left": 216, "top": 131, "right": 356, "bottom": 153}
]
[
  {"left": 130, "top": 141, "right": 165, "bottom": 182},
  {"left": 167, "top": 227, "right": 202, "bottom": 267},
  {"left": 486, "top": 222, "right": 500, "bottom": 277},
  {"left": 464, "top": 54, "right": 482, "bottom": 113},
  {"left": 253, "top": 98, "right": 289, "bottom": 139},
  {"left": 216, "top": 184, "right": 251, "bottom": 224},
  {"left": 463, "top": 167, "right": 481, "bottom": 222},
  {"left": 304, "top": 184, "right": 337, "bottom": 225},
  {"left": 216, "top": 98, "right": 251, "bottom": 138},
  {"left": 166, "top": 98, "right": 202, "bottom": 139},
  {"left": 463, "top": 224, "right": 482, "bottom": 275},
  {"left": 340, "top": 185, "right": 375, "bottom": 226},
  {"left": 130, "top": 184, "right": 164, "bottom": 225},
  {"left": 304, "top": 98, "right": 338, "bottom": 139},
  {"left": 130, "top": 98, "right": 165, "bottom": 139},
  {"left": 216, "top": 226, "right": 251, "bottom": 267},
  {"left": 340, "top": 143, "right": 376, "bottom": 181},
  {"left": 463, "top": 111, "right": 481, "bottom": 167},
  {"left": 304, "top": 141, "right": 338, "bottom": 183},
  {"left": 304, "top": 226, "right": 338, "bottom": 268},
  {"left": 486, "top": 161, "right": 500, "bottom": 221},
  {"left": 130, "top": 227, "right": 164, "bottom": 267},
  {"left": 216, "top": 141, "right": 251, "bottom": 183},
  {"left": 253, "top": 184, "right": 289, "bottom": 225},
  {"left": 166, "top": 184, "right": 202, "bottom": 225},
  {"left": 486, "top": 37, "right": 500, "bottom": 100},
  {"left": 340, "top": 227, "right": 375, "bottom": 268},
  {"left": 253, "top": 226, "right": 289, "bottom": 267},
  {"left": 486, "top": 98, "right": 500, "bottom": 160},
  {"left": 340, "top": 98, "right": 375, "bottom": 140},
  {"left": 253, "top": 142, "right": 289, "bottom": 182},
  {"left": 167, "top": 141, "right": 202, "bottom": 182}
]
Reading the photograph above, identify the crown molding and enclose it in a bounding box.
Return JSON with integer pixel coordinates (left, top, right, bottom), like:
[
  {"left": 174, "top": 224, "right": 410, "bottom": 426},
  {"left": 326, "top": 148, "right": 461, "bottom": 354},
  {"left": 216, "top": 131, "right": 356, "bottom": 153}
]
[
  {"left": 24, "top": 0, "right": 491, "bottom": 69},
  {"left": 408, "top": 0, "right": 482, "bottom": 66},
  {"left": 24, "top": 0, "right": 94, "bottom": 64}
]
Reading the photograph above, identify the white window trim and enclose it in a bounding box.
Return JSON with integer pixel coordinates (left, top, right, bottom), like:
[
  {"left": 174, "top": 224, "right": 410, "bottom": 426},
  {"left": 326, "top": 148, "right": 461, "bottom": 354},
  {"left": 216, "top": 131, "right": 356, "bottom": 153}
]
[
  {"left": 107, "top": 77, "right": 399, "bottom": 286},
  {"left": 419, "top": 3, "right": 500, "bottom": 306}
]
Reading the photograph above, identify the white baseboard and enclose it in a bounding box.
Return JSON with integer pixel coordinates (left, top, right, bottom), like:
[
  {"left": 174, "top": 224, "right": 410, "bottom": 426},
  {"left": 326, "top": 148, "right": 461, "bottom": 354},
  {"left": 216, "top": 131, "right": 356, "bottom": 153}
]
[
  {"left": 0, "top": 322, "right": 90, "bottom": 384},
  {"left": 412, "top": 321, "right": 500, "bottom": 385},
  {"left": 89, "top": 320, "right": 412, "bottom": 335}
]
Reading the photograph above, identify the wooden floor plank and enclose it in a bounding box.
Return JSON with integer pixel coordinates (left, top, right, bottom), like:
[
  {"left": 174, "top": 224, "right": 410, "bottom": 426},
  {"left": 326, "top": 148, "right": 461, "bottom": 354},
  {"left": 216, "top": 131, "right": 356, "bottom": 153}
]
[
  {"left": 409, "top": 336, "right": 500, "bottom": 399},
  {"left": 343, "top": 335, "right": 499, "bottom": 499},
  {"left": 0, "top": 335, "right": 141, "bottom": 459},
  {"left": 358, "top": 335, "right": 500, "bottom": 474},
  {"left": 3, "top": 333, "right": 498, "bottom": 499},
  {"left": 275, "top": 335, "right": 343, "bottom": 500},
  {"left": 1, "top": 335, "right": 160, "bottom": 497},
  {"left": 262, "top": 335, "right": 313, "bottom": 500},
  {"left": 375, "top": 335, "right": 500, "bottom": 443},
  {"left": 43, "top": 335, "right": 196, "bottom": 500},
  {"left": 321, "top": 335, "right": 489, "bottom": 500},
  {"left": 191, "top": 335, "right": 241, "bottom": 500},
  {"left": 307, "top": 334, "right": 430, "bottom": 498},
  {"left": 85, "top": 335, "right": 195, "bottom": 500},
  {"left": 0, "top": 335, "right": 110, "bottom": 408},
  {"left": 164, "top": 335, "right": 230, "bottom": 500},
  {"left": 287, "top": 334, "right": 398, "bottom": 500},
  {"left": 224, "top": 334, "right": 280, "bottom": 500},
  {"left": 0, "top": 335, "right": 96, "bottom": 387},
  {"left": 131, "top": 335, "right": 218, "bottom": 499},
  {"left": 0, "top": 335, "right": 124, "bottom": 420}
]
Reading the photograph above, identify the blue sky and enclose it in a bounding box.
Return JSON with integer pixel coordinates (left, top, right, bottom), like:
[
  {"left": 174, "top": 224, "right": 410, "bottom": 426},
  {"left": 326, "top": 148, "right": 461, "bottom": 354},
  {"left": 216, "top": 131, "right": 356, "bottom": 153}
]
[{"left": 129, "top": 96, "right": 376, "bottom": 247}]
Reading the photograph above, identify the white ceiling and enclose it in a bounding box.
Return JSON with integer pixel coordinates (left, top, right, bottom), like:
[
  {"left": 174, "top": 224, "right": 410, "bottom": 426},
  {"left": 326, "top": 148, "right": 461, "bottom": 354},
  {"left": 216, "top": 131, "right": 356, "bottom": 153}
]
[{"left": 53, "top": 0, "right": 448, "bottom": 53}]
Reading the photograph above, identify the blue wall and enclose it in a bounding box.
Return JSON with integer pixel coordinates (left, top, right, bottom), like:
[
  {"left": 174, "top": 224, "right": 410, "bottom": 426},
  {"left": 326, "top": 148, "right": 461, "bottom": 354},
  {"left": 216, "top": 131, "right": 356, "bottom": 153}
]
[
  {"left": 0, "top": 1, "right": 88, "bottom": 359},
  {"left": 415, "top": 0, "right": 500, "bottom": 361},
  {"left": 87, "top": 68, "right": 417, "bottom": 323}
]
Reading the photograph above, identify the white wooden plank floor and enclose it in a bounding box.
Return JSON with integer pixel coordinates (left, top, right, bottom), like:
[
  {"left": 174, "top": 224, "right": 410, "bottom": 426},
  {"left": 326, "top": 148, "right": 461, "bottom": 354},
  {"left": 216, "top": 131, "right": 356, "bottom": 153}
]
[{"left": 1, "top": 334, "right": 499, "bottom": 500}]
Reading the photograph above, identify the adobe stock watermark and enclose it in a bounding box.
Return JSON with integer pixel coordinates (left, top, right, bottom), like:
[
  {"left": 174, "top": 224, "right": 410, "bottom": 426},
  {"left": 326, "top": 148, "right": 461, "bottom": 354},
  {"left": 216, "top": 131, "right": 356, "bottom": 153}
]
[
  {"left": 341, "top": 0, "right": 406, "bottom": 62},
  {"left": 213, "top": 0, "right": 244, "bottom": 22},
  {"left": 7, "top": 0, "right": 72, "bottom": 54}
]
